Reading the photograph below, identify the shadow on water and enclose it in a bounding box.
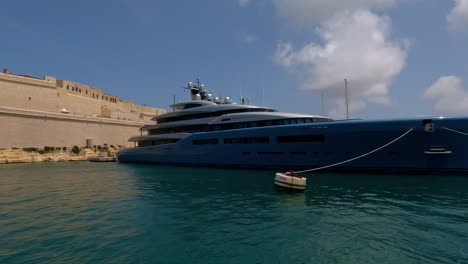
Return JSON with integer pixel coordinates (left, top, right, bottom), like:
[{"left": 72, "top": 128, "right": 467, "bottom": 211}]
[{"left": 1, "top": 162, "right": 468, "bottom": 263}]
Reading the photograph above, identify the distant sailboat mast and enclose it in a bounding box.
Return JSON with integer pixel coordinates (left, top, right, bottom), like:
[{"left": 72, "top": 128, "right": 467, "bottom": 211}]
[
  {"left": 344, "top": 78, "right": 349, "bottom": 120},
  {"left": 321, "top": 91, "right": 325, "bottom": 116}
]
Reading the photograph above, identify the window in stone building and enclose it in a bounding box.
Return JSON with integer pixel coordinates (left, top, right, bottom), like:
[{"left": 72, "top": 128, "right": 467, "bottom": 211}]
[
  {"left": 72, "top": 87, "right": 74, "bottom": 91},
  {"left": 67, "top": 85, "right": 69, "bottom": 90},
  {"left": 79, "top": 89, "right": 81, "bottom": 93},
  {"left": 28, "top": 97, "right": 31, "bottom": 101},
  {"left": 86, "top": 90, "right": 88, "bottom": 94}
]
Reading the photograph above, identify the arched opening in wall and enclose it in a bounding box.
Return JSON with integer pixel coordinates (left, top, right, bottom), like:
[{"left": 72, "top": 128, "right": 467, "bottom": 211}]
[{"left": 28, "top": 97, "right": 31, "bottom": 101}]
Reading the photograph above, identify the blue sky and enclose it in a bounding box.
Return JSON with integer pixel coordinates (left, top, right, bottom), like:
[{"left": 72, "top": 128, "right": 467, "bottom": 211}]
[{"left": 1, "top": 0, "right": 468, "bottom": 119}]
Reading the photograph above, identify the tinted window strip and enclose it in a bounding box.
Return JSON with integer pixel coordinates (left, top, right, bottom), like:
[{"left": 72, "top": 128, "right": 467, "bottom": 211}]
[
  {"left": 224, "top": 137, "right": 269, "bottom": 144},
  {"left": 138, "top": 139, "right": 180, "bottom": 147},
  {"left": 158, "top": 108, "right": 276, "bottom": 124},
  {"left": 277, "top": 135, "right": 324, "bottom": 143},
  {"left": 149, "top": 118, "right": 332, "bottom": 135},
  {"left": 193, "top": 139, "right": 219, "bottom": 145}
]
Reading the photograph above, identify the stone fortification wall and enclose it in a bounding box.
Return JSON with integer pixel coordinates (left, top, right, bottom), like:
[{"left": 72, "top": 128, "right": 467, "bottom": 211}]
[
  {"left": 0, "top": 70, "right": 166, "bottom": 122},
  {"left": 0, "top": 72, "right": 59, "bottom": 113},
  {"left": 0, "top": 69, "right": 166, "bottom": 149},
  {"left": 0, "top": 107, "right": 142, "bottom": 148}
]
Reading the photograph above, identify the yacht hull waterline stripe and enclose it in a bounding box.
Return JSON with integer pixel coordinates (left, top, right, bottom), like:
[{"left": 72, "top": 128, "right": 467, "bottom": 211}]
[{"left": 292, "top": 128, "right": 415, "bottom": 175}]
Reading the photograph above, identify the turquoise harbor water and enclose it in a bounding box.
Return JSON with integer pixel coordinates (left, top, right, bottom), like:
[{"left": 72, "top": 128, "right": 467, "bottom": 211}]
[{"left": 1, "top": 162, "right": 468, "bottom": 263}]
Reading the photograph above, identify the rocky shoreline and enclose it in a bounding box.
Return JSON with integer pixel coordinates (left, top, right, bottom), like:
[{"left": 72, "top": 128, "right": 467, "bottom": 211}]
[{"left": 0, "top": 147, "right": 121, "bottom": 164}]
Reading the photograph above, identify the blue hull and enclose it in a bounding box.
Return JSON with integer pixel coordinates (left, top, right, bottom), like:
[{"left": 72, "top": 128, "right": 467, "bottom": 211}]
[{"left": 117, "top": 117, "right": 468, "bottom": 172}]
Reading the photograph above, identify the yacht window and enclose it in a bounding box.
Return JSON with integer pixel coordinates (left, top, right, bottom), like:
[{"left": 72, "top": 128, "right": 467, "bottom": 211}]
[
  {"left": 212, "top": 125, "right": 222, "bottom": 131},
  {"left": 252, "top": 121, "right": 264, "bottom": 127},
  {"left": 148, "top": 117, "right": 333, "bottom": 136},
  {"left": 233, "top": 123, "right": 245, "bottom": 129},
  {"left": 157, "top": 108, "right": 276, "bottom": 124},
  {"left": 193, "top": 139, "right": 219, "bottom": 145},
  {"left": 224, "top": 137, "right": 269, "bottom": 144},
  {"left": 277, "top": 135, "right": 324, "bottom": 143},
  {"left": 153, "top": 139, "right": 180, "bottom": 145},
  {"left": 138, "top": 139, "right": 180, "bottom": 147},
  {"left": 314, "top": 118, "right": 332, "bottom": 122}
]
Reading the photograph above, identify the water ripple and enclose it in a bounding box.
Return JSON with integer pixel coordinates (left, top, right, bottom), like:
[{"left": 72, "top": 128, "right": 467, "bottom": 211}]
[{"left": 1, "top": 163, "right": 468, "bottom": 263}]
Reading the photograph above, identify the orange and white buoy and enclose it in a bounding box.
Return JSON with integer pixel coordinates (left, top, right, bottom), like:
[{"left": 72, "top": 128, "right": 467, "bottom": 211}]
[{"left": 274, "top": 172, "right": 307, "bottom": 191}]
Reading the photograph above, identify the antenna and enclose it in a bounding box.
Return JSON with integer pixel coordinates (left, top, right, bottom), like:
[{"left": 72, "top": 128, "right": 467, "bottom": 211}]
[
  {"left": 262, "top": 85, "right": 265, "bottom": 106},
  {"left": 344, "top": 78, "right": 349, "bottom": 120},
  {"left": 321, "top": 91, "right": 325, "bottom": 116}
]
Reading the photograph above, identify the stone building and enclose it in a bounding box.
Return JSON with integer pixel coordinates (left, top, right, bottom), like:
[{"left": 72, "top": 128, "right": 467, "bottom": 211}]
[{"left": 0, "top": 68, "right": 166, "bottom": 148}]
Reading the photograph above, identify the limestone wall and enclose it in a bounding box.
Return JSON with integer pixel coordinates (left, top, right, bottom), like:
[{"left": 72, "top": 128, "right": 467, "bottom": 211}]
[
  {"left": 0, "top": 107, "right": 142, "bottom": 148},
  {"left": 0, "top": 73, "right": 59, "bottom": 112},
  {"left": 0, "top": 70, "right": 166, "bottom": 149},
  {"left": 0, "top": 71, "right": 166, "bottom": 122}
]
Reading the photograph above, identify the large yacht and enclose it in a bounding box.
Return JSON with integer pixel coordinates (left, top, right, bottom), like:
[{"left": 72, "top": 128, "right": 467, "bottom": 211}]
[{"left": 117, "top": 81, "right": 468, "bottom": 172}]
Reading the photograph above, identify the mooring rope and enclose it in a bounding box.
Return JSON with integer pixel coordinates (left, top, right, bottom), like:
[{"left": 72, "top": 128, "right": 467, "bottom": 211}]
[
  {"left": 293, "top": 128, "right": 414, "bottom": 175},
  {"left": 441, "top": 126, "right": 468, "bottom": 136}
]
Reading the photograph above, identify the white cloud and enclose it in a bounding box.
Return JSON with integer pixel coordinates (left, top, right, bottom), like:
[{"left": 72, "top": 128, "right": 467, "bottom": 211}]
[
  {"left": 272, "top": 0, "right": 396, "bottom": 26},
  {"left": 447, "top": 0, "right": 468, "bottom": 32},
  {"left": 239, "top": 0, "right": 251, "bottom": 7},
  {"left": 274, "top": 10, "right": 409, "bottom": 118},
  {"left": 424, "top": 76, "right": 468, "bottom": 115},
  {"left": 241, "top": 32, "right": 257, "bottom": 43}
]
